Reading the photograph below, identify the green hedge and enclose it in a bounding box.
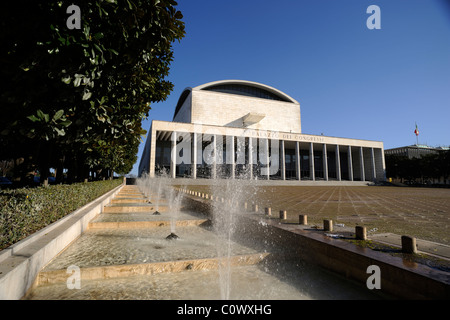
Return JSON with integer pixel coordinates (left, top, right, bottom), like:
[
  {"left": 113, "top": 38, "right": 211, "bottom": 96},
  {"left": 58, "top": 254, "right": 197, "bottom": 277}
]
[{"left": 0, "top": 179, "right": 122, "bottom": 250}]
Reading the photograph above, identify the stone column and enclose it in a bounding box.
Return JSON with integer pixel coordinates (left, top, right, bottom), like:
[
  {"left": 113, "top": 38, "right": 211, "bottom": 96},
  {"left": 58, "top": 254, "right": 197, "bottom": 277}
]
[
  {"left": 323, "top": 143, "right": 328, "bottom": 181},
  {"left": 348, "top": 145, "right": 354, "bottom": 181},
  {"left": 192, "top": 132, "right": 197, "bottom": 179},
  {"left": 280, "top": 140, "right": 286, "bottom": 180},
  {"left": 248, "top": 137, "right": 253, "bottom": 179},
  {"left": 170, "top": 131, "right": 177, "bottom": 178},
  {"left": 227, "top": 135, "right": 235, "bottom": 179},
  {"left": 295, "top": 141, "right": 301, "bottom": 181},
  {"left": 359, "top": 147, "right": 365, "bottom": 181},
  {"left": 309, "top": 142, "right": 315, "bottom": 181},
  {"left": 212, "top": 134, "right": 217, "bottom": 179},
  {"left": 236, "top": 136, "right": 245, "bottom": 166},
  {"left": 334, "top": 145, "right": 341, "bottom": 181},
  {"left": 371, "top": 147, "right": 376, "bottom": 181},
  {"left": 265, "top": 138, "right": 270, "bottom": 180}
]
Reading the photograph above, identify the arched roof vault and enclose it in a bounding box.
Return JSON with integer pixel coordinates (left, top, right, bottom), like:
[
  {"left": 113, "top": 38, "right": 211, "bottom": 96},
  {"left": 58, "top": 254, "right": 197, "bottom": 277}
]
[{"left": 173, "top": 79, "right": 298, "bottom": 119}]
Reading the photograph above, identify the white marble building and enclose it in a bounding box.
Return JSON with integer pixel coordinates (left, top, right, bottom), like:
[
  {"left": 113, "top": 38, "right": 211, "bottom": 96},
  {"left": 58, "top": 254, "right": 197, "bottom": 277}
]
[{"left": 139, "top": 80, "right": 385, "bottom": 182}]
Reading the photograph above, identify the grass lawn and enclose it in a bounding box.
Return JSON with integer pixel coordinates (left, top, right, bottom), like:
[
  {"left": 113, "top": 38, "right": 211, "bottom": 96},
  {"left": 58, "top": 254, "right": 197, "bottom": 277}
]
[{"left": 0, "top": 179, "right": 123, "bottom": 250}]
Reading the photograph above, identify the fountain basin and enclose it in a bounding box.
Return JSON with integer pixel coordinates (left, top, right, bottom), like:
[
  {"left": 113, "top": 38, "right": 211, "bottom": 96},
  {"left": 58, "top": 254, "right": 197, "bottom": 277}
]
[
  {"left": 41, "top": 226, "right": 262, "bottom": 271},
  {"left": 36, "top": 253, "right": 270, "bottom": 286},
  {"left": 27, "top": 257, "right": 382, "bottom": 300}
]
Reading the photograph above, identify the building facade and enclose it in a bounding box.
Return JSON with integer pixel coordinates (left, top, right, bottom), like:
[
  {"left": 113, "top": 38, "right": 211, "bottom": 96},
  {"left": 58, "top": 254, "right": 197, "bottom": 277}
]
[
  {"left": 139, "top": 80, "right": 386, "bottom": 182},
  {"left": 384, "top": 144, "right": 449, "bottom": 159}
]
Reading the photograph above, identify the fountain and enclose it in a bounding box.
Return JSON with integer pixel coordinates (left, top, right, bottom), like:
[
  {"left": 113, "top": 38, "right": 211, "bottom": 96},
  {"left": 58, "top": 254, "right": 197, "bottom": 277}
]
[
  {"left": 138, "top": 169, "right": 186, "bottom": 240},
  {"left": 24, "top": 159, "right": 390, "bottom": 300},
  {"left": 165, "top": 183, "right": 184, "bottom": 240},
  {"left": 209, "top": 165, "right": 256, "bottom": 300},
  {"left": 211, "top": 185, "right": 235, "bottom": 300},
  {"left": 152, "top": 168, "right": 169, "bottom": 215}
]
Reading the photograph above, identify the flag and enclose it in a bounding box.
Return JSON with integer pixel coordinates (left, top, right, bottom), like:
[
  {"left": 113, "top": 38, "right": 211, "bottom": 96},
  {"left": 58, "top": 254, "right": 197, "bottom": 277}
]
[{"left": 414, "top": 123, "right": 419, "bottom": 136}]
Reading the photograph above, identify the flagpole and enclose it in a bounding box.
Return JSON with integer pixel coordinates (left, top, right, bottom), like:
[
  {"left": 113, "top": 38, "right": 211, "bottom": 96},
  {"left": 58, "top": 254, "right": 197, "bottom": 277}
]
[{"left": 414, "top": 122, "right": 419, "bottom": 146}]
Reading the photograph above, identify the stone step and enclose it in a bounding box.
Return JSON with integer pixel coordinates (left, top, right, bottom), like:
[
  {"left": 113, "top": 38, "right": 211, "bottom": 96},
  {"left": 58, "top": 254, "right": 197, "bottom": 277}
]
[
  {"left": 112, "top": 197, "right": 168, "bottom": 204},
  {"left": 103, "top": 204, "right": 169, "bottom": 213},
  {"left": 116, "top": 196, "right": 144, "bottom": 199},
  {"left": 111, "top": 198, "right": 149, "bottom": 204},
  {"left": 36, "top": 253, "right": 270, "bottom": 285},
  {"left": 116, "top": 193, "right": 144, "bottom": 197},
  {"left": 88, "top": 218, "right": 209, "bottom": 230}
]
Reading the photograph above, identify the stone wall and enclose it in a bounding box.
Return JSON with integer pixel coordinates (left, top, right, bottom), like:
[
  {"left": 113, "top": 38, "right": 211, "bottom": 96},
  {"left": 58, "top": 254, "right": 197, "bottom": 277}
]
[{"left": 190, "top": 89, "right": 301, "bottom": 133}]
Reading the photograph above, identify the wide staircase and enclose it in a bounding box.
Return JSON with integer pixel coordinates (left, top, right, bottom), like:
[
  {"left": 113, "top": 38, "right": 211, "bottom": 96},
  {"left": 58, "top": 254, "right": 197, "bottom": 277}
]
[{"left": 24, "top": 185, "right": 269, "bottom": 299}]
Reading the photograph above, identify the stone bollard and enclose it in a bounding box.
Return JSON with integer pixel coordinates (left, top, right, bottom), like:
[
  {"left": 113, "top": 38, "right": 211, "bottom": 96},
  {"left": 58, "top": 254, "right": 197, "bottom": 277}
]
[
  {"left": 401, "top": 236, "right": 417, "bottom": 254},
  {"left": 299, "top": 214, "right": 307, "bottom": 225},
  {"left": 265, "top": 207, "right": 272, "bottom": 217},
  {"left": 244, "top": 202, "right": 248, "bottom": 210},
  {"left": 323, "top": 219, "right": 333, "bottom": 232},
  {"left": 355, "top": 226, "right": 367, "bottom": 240},
  {"left": 280, "top": 210, "right": 287, "bottom": 220}
]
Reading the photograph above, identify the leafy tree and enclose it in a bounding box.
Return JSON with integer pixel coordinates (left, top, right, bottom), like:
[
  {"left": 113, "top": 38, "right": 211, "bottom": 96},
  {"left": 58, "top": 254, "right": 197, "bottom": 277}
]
[
  {"left": 386, "top": 150, "right": 450, "bottom": 185},
  {"left": 0, "top": 0, "right": 185, "bottom": 184}
]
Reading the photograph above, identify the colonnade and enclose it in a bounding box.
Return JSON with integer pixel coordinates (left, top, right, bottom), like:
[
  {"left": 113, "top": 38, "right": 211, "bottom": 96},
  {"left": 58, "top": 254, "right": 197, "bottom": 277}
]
[{"left": 163, "top": 131, "right": 384, "bottom": 182}]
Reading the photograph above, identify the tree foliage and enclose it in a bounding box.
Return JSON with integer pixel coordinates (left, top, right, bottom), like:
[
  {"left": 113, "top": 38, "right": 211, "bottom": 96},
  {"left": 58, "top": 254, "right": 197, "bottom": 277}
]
[
  {"left": 385, "top": 150, "right": 450, "bottom": 184},
  {"left": 0, "top": 0, "right": 185, "bottom": 184}
]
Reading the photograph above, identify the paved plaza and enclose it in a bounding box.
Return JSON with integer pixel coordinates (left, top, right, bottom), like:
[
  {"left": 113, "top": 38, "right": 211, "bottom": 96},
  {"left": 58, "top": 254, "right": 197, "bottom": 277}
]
[{"left": 181, "top": 184, "right": 450, "bottom": 247}]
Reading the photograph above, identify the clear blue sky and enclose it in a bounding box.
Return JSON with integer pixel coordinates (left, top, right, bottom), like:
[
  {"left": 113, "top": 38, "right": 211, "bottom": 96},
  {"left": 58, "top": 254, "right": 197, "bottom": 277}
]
[{"left": 129, "top": 0, "right": 450, "bottom": 176}]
